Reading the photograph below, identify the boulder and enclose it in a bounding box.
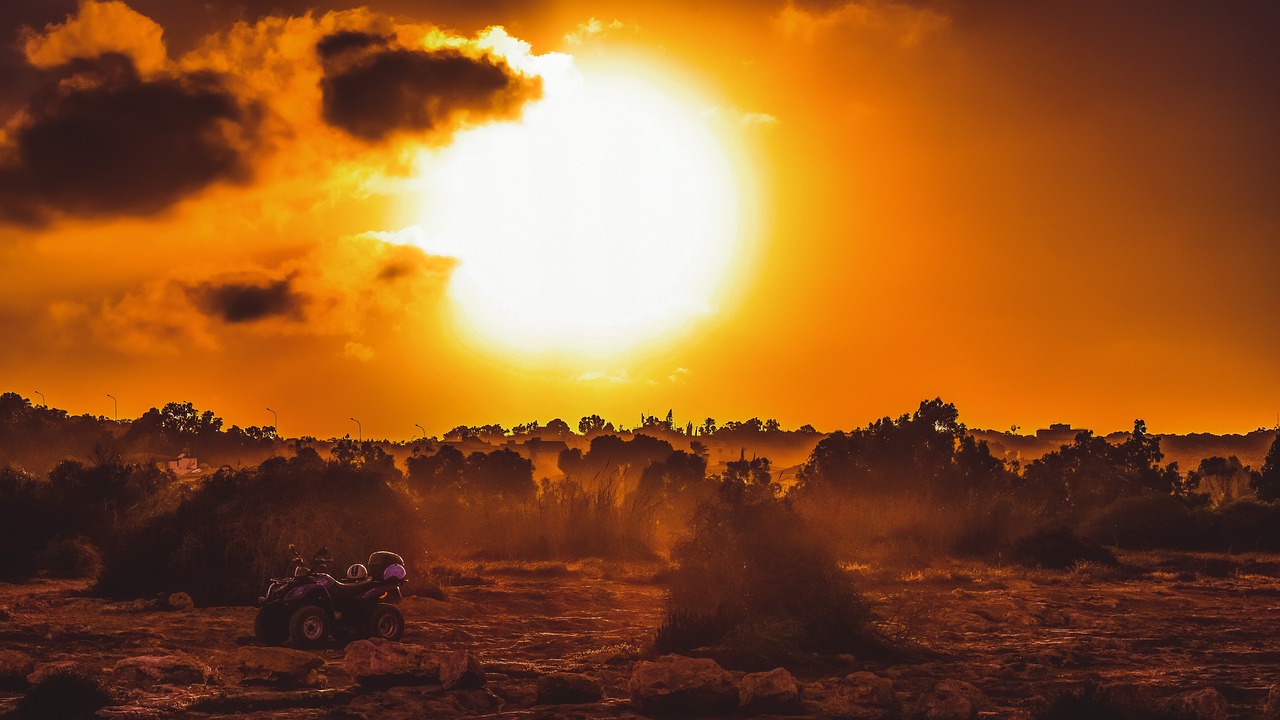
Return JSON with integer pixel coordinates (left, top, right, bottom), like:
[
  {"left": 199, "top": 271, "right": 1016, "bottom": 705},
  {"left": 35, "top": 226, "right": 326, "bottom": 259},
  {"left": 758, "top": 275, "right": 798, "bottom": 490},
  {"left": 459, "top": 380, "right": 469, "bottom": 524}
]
[
  {"left": 110, "top": 654, "right": 212, "bottom": 689},
  {"left": 440, "top": 650, "right": 486, "bottom": 690},
  {"left": 914, "top": 679, "right": 982, "bottom": 720},
  {"left": 344, "top": 639, "right": 442, "bottom": 688},
  {"left": 628, "top": 655, "right": 738, "bottom": 717},
  {"left": 536, "top": 672, "right": 604, "bottom": 705},
  {"left": 27, "top": 661, "right": 87, "bottom": 685},
  {"left": 1259, "top": 681, "right": 1280, "bottom": 717},
  {"left": 0, "top": 650, "right": 35, "bottom": 690},
  {"left": 740, "top": 667, "right": 801, "bottom": 714},
  {"left": 236, "top": 646, "right": 324, "bottom": 689},
  {"left": 1263, "top": 686, "right": 1280, "bottom": 720},
  {"left": 1157, "top": 688, "right": 1228, "bottom": 720},
  {"left": 804, "top": 672, "right": 898, "bottom": 720},
  {"left": 166, "top": 592, "right": 195, "bottom": 611}
]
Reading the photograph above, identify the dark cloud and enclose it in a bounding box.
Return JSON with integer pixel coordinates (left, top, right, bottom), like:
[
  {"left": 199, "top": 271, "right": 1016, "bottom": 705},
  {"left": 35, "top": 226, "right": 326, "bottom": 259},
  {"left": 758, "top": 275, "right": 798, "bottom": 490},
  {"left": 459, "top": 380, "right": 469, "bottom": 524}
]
[
  {"left": 318, "top": 33, "right": 541, "bottom": 142},
  {"left": 189, "top": 274, "right": 306, "bottom": 324},
  {"left": 0, "top": 53, "right": 260, "bottom": 226}
]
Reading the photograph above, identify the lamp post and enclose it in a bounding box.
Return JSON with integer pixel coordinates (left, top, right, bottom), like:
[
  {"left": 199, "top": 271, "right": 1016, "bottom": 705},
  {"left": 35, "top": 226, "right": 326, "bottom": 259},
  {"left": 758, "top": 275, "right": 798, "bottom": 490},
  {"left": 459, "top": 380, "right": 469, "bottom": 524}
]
[
  {"left": 106, "top": 393, "right": 117, "bottom": 421},
  {"left": 34, "top": 390, "right": 45, "bottom": 407},
  {"left": 415, "top": 423, "right": 426, "bottom": 440},
  {"left": 350, "top": 417, "right": 362, "bottom": 442},
  {"left": 266, "top": 407, "right": 278, "bottom": 436}
]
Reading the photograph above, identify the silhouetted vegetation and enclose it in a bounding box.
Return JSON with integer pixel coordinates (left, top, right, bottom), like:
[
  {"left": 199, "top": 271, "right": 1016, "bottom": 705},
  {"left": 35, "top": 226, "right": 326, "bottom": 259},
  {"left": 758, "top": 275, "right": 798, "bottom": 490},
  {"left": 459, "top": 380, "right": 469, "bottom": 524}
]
[
  {"left": 656, "top": 480, "right": 876, "bottom": 668},
  {"left": 3, "top": 390, "right": 1280, "bottom": 606}
]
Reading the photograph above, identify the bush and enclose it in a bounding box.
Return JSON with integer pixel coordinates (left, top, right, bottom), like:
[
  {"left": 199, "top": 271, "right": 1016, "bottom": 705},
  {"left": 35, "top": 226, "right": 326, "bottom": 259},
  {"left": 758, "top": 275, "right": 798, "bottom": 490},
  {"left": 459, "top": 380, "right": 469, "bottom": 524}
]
[
  {"left": 1077, "top": 494, "right": 1204, "bottom": 550},
  {"left": 1012, "top": 527, "right": 1116, "bottom": 570},
  {"left": 1209, "top": 500, "right": 1280, "bottom": 552},
  {"left": 657, "top": 482, "right": 877, "bottom": 668},
  {"left": 19, "top": 667, "right": 112, "bottom": 719},
  {"left": 95, "top": 448, "right": 425, "bottom": 605},
  {"left": 39, "top": 536, "right": 102, "bottom": 579}
]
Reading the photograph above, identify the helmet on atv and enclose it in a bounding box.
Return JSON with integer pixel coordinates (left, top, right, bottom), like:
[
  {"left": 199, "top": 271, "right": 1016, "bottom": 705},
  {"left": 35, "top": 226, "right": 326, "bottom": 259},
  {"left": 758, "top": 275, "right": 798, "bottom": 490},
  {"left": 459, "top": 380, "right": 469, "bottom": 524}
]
[
  {"left": 384, "top": 563, "right": 406, "bottom": 581},
  {"left": 347, "top": 563, "right": 369, "bottom": 580},
  {"left": 367, "top": 551, "right": 405, "bottom": 581}
]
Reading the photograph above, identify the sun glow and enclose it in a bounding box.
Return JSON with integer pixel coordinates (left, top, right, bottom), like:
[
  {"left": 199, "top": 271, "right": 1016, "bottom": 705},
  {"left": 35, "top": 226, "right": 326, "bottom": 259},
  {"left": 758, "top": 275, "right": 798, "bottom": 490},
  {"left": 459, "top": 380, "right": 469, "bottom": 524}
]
[{"left": 410, "top": 51, "right": 744, "bottom": 359}]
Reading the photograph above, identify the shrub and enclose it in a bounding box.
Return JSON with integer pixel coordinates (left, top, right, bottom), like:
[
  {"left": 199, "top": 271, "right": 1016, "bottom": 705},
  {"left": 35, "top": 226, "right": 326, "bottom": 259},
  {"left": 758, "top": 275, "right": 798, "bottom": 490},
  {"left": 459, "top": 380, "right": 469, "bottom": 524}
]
[
  {"left": 1012, "top": 526, "right": 1116, "bottom": 570},
  {"left": 95, "top": 448, "right": 425, "bottom": 605},
  {"left": 39, "top": 536, "right": 102, "bottom": 579},
  {"left": 657, "top": 481, "right": 877, "bottom": 668},
  {"left": 19, "top": 667, "right": 112, "bottom": 720},
  {"left": 1210, "top": 500, "right": 1280, "bottom": 552},
  {"left": 1077, "top": 494, "right": 1204, "bottom": 550}
]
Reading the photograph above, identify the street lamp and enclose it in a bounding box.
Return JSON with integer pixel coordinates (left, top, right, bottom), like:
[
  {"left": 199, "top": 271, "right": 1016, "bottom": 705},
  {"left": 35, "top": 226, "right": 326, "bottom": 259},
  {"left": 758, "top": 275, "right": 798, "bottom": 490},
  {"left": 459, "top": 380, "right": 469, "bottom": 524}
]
[
  {"left": 266, "top": 407, "right": 278, "bottom": 436},
  {"left": 106, "top": 393, "right": 117, "bottom": 421},
  {"left": 415, "top": 423, "right": 426, "bottom": 440},
  {"left": 350, "top": 417, "right": 362, "bottom": 442},
  {"left": 34, "top": 390, "right": 45, "bottom": 407}
]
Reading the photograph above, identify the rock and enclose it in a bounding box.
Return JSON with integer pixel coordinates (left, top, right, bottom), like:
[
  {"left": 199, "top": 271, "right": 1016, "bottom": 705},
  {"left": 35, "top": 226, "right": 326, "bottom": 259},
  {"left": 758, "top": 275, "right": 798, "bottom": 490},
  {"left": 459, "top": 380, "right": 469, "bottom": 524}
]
[
  {"left": 27, "top": 661, "right": 87, "bottom": 685},
  {"left": 739, "top": 667, "right": 801, "bottom": 714},
  {"left": 804, "top": 672, "right": 898, "bottom": 720},
  {"left": 0, "top": 605, "right": 12, "bottom": 621},
  {"left": 0, "top": 650, "right": 35, "bottom": 690},
  {"left": 1157, "top": 688, "right": 1228, "bottom": 720},
  {"left": 536, "top": 672, "right": 604, "bottom": 705},
  {"left": 344, "top": 639, "right": 442, "bottom": 688},
  {"left": 628, "top": 655, "right": 738, "bottom": 717},
  {"left": 166, "top": 592, "right": 195, "bottom": 611},
  {"left": 1095, "top": 682, "right": 1160, "bottom": 716},
  {"left": 236, "top": 646, "right": 324, "bottom": 689},
  {"left": 914, "top": 679, "right": 982, "bottom": 720},
  {"left": 1264, "top": 686, "right": 1280, "bottom": 720},
  {"left": 111, "top": 654, "right": 213, "bottom": 689},
  {"left": 440, "top": 649, "right": 486, "bottom": 690}
]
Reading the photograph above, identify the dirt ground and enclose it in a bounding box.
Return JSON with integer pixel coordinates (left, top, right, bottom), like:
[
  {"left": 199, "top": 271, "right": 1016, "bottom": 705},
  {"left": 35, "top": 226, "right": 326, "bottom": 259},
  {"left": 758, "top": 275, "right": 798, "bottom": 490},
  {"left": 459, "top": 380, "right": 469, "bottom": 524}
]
[{"left": 1, "top": 552, "right": 1278, "bottom": 718}]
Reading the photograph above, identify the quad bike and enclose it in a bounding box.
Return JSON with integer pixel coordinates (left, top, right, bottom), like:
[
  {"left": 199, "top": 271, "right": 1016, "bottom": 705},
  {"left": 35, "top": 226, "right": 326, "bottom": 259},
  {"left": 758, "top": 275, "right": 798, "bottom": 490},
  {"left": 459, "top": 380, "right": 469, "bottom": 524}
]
[{"left": 254, "top": 545, "right": 407, "bottom": 647}]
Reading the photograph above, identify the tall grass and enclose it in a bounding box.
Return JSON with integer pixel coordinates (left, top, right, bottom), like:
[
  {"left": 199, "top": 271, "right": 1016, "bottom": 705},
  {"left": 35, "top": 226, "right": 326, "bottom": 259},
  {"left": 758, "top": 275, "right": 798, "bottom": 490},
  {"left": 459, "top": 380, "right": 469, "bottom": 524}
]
[{"left": 419, "top": 476, "right": 660, "bottom": 561}]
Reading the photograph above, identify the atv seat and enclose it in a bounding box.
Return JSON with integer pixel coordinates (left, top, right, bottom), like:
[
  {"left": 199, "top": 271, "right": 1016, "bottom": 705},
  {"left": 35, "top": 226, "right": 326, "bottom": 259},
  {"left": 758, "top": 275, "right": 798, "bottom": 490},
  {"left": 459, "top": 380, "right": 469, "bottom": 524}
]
[{"left": 331, "top": 578, "right": 377, "bottom": 602}]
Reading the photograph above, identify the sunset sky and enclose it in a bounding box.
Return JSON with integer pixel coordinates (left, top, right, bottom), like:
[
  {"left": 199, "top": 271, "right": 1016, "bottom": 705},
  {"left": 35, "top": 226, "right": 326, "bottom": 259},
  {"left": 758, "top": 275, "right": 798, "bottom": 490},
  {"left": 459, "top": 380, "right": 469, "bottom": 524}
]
[{"left": 1, "top": 0, "right": 1277, "bottom": 439}]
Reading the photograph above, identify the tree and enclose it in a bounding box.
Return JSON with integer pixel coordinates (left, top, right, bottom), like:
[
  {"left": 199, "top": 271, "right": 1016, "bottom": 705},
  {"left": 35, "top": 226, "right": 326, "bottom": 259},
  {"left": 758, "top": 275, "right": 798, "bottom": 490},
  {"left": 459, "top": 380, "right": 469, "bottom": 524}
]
[
  {"left": 466, "top": 448, "right": 535, "bottom": 498},
  {"left": 578, "top": 414, "right": 608, "bottom": 435},
  {"left": 724, "top": 452, "right": 773, "bottom": 489},
  {"left": 545, "top": 418, "right": 572, "bottom": 439},
  {"left": 1186, "top": 456, "right": 1253, "bottom": 505},
  {"left": 443, "top": 425, "right": 474, "bottom": 442},
  {"left": 1022, "top": 420, "right": 1183, "bottom": 511},
  {"left": 795, "top": 398, "right": 1010, "bottom": 499},
  {"left": 406, "top": 445, "right": 467, "bottom": 495},
  {"left": 1253, "top": 434, "right": 1280, "bottom": 501},
  {"left": 699, "top": 418, "right": 717, "bottom": 436},
  {"left": 764, "top": 418, "right": 781, "bottom": 433}
]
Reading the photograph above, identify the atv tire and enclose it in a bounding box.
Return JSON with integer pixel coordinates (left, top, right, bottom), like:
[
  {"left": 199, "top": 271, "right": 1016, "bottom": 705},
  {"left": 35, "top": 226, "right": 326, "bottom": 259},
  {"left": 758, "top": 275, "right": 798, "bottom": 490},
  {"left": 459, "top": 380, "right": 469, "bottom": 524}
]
[
  {"left": 254, "top": 605, "right": 289, "bottom": 646},
  {"left": 289, "top": 605, "right": 330, "bottom": 647},
  {"left": 369, "top": 603, "right": 405, "bottom": 641}
]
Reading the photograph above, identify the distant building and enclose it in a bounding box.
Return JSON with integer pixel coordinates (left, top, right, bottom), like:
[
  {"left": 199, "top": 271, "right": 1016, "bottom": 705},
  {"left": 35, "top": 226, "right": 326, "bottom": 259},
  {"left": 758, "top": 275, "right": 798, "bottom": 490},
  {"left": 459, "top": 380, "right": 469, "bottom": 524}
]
[
  {"left": 1035, "top": 423, "right": 1081, "bottom": 444},
  {"left": 160, "top": 453, "right": 203, "bottom": 477}
]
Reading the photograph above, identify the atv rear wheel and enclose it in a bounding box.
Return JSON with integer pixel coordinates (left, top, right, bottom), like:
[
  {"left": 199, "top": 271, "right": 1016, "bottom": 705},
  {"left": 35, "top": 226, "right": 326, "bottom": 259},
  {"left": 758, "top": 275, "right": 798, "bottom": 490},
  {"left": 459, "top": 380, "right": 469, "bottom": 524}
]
[
  {"left": 369, "top": 603, "right": 404, "bottom": 641},
  {"left": 254, "top": 606, "right": 289, "bottom": 645},
  {"left": 288, "top": 605, "right": 330, "bottom": 647}
]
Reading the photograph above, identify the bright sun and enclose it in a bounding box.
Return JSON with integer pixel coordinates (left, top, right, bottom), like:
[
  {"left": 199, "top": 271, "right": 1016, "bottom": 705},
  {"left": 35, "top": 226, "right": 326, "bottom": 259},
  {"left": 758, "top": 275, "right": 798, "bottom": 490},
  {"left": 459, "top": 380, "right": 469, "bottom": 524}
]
[{"left": 411, "top": 52, "right": 743, "bottom": 360}]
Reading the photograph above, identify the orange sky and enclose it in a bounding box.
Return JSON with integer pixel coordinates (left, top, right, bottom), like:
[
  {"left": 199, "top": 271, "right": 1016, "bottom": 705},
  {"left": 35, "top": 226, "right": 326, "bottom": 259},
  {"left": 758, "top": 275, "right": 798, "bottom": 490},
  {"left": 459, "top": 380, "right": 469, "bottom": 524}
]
[{"left": 1, "top": 0, "right": 1278, "bottom": 439}]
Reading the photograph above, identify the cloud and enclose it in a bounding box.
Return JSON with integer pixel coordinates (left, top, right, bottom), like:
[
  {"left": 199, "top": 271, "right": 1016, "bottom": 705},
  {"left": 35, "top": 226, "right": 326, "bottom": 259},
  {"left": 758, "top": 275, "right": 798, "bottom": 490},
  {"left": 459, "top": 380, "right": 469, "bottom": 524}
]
[
  {"left": 44, "top": 230, "right": 458, "bottom": 355},
  {"left": 189, "top": 273, "right": 307, "bottom": 324},
  {"left": 21, "top": 0, "right": 168, "bottom": 75},
  {"left": 342, "top": 341, "right": 375, "bottom": 362},
  {"left": 563, "top": 18, "right": 628, "bottom": 46},
  {"left": 0, "top": 52, "right": 260, "bottom": 226},
  {"left": 317, "top": 29, "right": 542, "bottom": 142},
  {"left": 778, "top": 0, "right": 949, "bottom": 47}
]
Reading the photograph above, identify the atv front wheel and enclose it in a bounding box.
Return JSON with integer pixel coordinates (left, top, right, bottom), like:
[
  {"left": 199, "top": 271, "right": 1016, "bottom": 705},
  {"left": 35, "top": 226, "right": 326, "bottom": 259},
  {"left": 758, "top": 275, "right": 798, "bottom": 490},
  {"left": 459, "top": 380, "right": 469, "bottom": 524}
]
[
  {"left": 289, "top": 605, "right": 330, "bottom": 647},
  {"left": 369, "top": 603, "right": 404, "bottom": 641},
  {"left": 254, "top": 606, "right": 289, "bottom": 645}
]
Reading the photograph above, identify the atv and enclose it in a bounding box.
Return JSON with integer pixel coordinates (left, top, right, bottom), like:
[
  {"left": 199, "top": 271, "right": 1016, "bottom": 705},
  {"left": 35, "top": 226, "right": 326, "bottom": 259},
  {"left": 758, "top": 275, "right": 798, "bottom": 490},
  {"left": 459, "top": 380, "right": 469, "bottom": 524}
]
[{"left": 254, "top": 545, "right": 407, "bottom": 647}]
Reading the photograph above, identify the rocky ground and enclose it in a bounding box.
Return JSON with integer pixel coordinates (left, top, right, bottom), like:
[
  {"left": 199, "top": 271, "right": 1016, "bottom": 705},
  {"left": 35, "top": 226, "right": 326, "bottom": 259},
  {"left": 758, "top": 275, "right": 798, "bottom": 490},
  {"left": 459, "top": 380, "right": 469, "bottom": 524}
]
[{"left": 1, "top": 552, "right": 1279, "bottom": 719}]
